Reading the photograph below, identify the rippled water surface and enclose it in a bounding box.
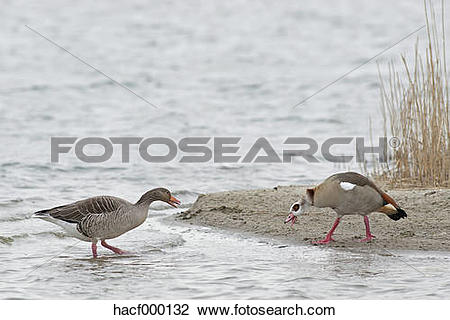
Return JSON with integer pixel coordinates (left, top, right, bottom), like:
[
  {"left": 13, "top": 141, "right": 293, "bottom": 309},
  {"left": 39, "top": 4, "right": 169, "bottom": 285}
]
[
  {"left": 1, "top": 0, "right": 449, "bottom": 299},
  {"left": 2, "top": 209, "right": 450, "bottom": 299}
]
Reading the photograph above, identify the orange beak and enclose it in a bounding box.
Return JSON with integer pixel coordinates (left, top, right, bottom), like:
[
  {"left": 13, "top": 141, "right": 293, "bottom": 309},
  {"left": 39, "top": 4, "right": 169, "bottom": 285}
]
[{"left": 168, "top": 196, "right": 181, "bottom": 208}]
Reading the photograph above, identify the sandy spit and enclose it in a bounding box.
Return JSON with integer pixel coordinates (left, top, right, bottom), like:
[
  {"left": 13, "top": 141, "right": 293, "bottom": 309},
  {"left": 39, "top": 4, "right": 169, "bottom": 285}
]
[{"left": 176, "top": 186, "right": 450, "bottom": 251}]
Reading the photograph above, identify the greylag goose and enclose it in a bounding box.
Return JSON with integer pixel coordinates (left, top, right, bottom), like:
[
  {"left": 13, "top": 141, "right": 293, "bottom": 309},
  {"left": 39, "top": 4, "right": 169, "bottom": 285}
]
[
  {"left": 285, "top": 172, "right": 407, "bottom": 244},
  {"left": 34, "top": 188, "right": 180, "bottom": 258}
]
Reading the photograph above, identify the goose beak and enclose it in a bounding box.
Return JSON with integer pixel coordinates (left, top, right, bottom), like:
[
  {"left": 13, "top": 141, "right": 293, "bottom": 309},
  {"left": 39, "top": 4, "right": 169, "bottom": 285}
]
[
  {"left": 284, "top": 213, "right": 297, "bottom": 226},
  {"left": 168, "top": 196, "right": 181, "bottom": 208}
]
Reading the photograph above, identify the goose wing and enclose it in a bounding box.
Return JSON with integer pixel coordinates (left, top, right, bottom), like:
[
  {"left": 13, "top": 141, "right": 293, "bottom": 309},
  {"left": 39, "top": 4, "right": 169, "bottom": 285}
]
[
  {"left": 34, "top": 196, "right": 129, "bottom": 224},
  {"left": 330, "top": 172, "right": 378, "bottom": 190},
  {"left": 331, "top": 172, "right": 406, "bottom": 219}
]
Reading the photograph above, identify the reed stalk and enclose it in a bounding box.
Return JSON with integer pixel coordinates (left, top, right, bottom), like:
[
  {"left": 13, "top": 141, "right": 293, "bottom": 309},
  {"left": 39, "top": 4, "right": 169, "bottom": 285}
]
[{"left": 376, "top": 0, "right": 449, "bottom": 187}]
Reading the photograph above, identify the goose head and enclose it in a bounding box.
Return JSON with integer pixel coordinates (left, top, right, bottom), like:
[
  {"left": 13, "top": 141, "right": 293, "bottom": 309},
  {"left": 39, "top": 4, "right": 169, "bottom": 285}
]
[
  {"left": 284, "top": 195, "right": 310, "bottom": 225},
  {"left": 157, "top": 188, "right": 181, "bottom": 208},
  {"left": 137, "top": 188, "right": 181, "bottom": 207}
]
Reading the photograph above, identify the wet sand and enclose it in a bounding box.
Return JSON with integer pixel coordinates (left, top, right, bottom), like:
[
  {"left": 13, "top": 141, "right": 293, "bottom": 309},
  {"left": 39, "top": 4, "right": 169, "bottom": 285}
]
[{"left": 177, "top": 186, "right": 450, "bottom": 251}]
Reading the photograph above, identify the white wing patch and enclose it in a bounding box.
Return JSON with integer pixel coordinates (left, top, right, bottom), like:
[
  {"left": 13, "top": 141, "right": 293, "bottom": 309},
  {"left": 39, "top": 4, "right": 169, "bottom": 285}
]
[{"left": 340, "top": 182, "right": 356, "bottom": 191}]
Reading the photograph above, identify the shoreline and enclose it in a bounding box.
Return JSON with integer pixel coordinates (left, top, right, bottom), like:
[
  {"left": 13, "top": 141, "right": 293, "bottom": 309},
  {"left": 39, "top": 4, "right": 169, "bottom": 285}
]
[{"left": 176, "top": 186, "right": 450, "bottom": 251}]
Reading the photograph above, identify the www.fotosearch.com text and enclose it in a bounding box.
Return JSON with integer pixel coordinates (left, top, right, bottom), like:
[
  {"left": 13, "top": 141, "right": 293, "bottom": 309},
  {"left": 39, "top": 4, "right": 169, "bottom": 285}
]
[{"left": 51, "top": 136, "right": 398, "bottom": 164}]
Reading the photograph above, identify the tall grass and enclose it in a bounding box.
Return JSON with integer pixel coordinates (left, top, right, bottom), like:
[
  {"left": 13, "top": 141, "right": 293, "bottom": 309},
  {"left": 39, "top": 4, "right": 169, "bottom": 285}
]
[{"left": 377, "top": 0, "right": 449, "bottom": 187}]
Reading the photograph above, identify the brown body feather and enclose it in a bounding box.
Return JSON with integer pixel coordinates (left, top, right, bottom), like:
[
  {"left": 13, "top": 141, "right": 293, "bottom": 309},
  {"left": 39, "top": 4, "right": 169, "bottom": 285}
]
[{"left": 307, "top": 172, "right": 407, "bottom": 220}]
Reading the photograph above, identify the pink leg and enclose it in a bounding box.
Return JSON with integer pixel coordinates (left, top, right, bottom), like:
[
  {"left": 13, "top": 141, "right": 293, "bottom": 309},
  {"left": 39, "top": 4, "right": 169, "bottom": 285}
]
[
  {"left": 91, "top": 242, "right": 98, "bottom": 258},
  {"left": 312, "top": 217, "right": 340, "bottom": 244},
  {"left": 101, "top": 240, "right": 126, "bottom": 254},
  {"left": 360, "top": 216, "right": 376, "bottom": 242}
]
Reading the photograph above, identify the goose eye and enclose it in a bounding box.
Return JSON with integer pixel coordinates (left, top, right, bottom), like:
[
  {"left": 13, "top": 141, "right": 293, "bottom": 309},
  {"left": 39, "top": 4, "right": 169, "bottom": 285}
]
[{"left": 292, "top": 204, "right": 300, "bottom": 212}]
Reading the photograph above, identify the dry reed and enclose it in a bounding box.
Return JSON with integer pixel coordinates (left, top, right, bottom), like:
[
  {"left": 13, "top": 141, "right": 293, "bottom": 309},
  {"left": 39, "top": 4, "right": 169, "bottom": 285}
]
[{"left": 376, "top": 0, "right": 449, "bottom": 188}]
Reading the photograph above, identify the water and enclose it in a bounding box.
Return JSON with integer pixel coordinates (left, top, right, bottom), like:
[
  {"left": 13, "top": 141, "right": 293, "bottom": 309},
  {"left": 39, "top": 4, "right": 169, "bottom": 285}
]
[
  {"left": 1, "top": 0, "right": 449, "bottom": 299},
  {"left": 2, "top": 208, "right": 450, "bottom": 299}
]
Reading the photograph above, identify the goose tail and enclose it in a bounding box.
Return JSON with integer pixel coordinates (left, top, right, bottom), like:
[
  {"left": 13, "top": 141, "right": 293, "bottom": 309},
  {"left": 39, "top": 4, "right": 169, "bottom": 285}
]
[
  {"left": 33, "top": 209, "right": 51, "bottom": 218},
  {"left": 376, "top": 191, "right": 407, "bottom": 221}
]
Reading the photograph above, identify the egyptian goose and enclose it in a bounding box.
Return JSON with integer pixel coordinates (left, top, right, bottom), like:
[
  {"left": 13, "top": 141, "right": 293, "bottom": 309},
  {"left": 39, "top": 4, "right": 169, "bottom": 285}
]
[
  {"left": 34, "top": 188, "right": 180, "bottom": 258},
  {"left": 284, "top": 172, "right": 407, "bottom": 244}
]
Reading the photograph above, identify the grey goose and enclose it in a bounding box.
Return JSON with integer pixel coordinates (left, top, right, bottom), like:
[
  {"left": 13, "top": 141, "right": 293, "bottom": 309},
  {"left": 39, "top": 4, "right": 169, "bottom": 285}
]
[{"left": 34, "top": 188, "right": 180, "bottom": 257}]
